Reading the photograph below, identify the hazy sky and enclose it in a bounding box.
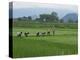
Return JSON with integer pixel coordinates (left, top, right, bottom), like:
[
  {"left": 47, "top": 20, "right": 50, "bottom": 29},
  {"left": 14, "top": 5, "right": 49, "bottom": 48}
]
[{"left": 13, "top": 2, "right": 78, "bottom": 18}]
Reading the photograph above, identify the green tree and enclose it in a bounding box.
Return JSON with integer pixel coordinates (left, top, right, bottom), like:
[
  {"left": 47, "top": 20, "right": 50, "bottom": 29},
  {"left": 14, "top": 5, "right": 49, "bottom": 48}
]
[
  {"left": 17, "top": 17, "right": 22, "bottom": 21},
  {"left": 22, "top": 16, "right": 28, "bottom": 21},
  {"left": 27, "top": 16, "right": 32, "bottom": 20},
  {"left": 39, "top": 11, "right": 59, "bottom": 22},
  {"left": 60, "top": 19, "right": 64, "bottom": 23},
  {"left": 51, "top": 12, "right": 57, "bottom": 17}
]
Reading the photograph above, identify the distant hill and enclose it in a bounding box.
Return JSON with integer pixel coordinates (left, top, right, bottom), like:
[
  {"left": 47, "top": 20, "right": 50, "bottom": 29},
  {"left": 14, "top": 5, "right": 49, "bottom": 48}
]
[{"left": 62, "top": 13, "right": 78, "bottom": 22}]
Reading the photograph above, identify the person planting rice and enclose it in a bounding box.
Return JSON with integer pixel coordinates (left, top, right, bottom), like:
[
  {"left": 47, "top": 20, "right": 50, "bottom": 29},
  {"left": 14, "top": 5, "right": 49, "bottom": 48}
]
[
  {"left": 41, "top": 32, "right": 46, "bottom": 36},
  {"left": 53, "top": 25, "right": 55, "bottom": 36},
  {"left": 47, "top": 31, "right": 50, "bottom": 36},
  {"left": 36, "top": 32, "right": 40, "bottom": 36},
  {"left": 24, "top": 32, "right": 29, "bottom": 37},
  {"left": 17, "top": 32, "right": 22, "bottom": 37}
]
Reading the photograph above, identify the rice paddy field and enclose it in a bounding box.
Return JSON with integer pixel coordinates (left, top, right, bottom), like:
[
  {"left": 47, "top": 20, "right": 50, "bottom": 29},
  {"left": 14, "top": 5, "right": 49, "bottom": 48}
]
[{"left": 13, "top": 27, "right": 78, "bottom": 58}]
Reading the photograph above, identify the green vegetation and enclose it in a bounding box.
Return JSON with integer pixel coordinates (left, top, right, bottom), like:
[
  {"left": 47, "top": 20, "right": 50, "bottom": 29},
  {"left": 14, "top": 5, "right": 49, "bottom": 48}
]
[
  {"left": 13, "top": 27, "right": 78, "bottom": 58},
  {"left": 13, "top": 21, "right": 77, "bottom": 29},
  {"left": 12, "top": 11, "right": 78, "bottom": 58}
]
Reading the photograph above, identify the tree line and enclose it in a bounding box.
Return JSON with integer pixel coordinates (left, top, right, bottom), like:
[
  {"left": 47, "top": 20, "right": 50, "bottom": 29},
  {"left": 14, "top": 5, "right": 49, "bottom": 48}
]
[{"left": 14, "top": 11, "right": 77, "bottom": 23}]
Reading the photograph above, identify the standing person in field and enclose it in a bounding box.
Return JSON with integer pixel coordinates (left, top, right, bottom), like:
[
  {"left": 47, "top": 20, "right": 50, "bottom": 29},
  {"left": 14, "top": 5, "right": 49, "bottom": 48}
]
[{"left": 52, "top": 25, "right": 55, "bottom": 36}]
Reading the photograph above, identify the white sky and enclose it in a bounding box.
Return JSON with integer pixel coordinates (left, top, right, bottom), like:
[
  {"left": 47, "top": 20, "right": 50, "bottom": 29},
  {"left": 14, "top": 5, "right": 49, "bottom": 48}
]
[{"left": 13, "top": 1, "right": 78, "bottom": 12}]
